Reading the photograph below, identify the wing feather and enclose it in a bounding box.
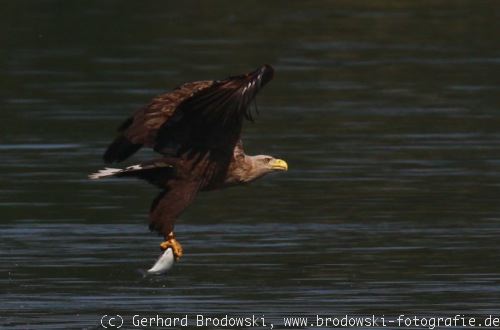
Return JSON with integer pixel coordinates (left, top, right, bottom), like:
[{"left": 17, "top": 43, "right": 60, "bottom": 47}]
[
  {"left": 103, "top": 65, "right": 274, "bottom": 163},
  {"left": 155, "top": 65, "right": 274, "bottom": 155},
  {"left": 103, "top": 80, "right": 215, "bottom": 163}
]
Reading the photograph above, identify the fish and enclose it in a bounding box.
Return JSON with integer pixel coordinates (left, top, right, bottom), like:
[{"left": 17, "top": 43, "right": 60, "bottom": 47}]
[{"left": 146, "top": 247, "right": 175, "bottom": 275}]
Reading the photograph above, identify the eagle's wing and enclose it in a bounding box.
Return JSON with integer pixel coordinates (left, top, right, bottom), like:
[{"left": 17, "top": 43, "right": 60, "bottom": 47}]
[
  {"left": 103, "top": 65, "right": 274, "bottom": 163},
  {"left": 103, "top": 80, "right": 215, "bottom": 163},
  {"left": 149, "top": 180, "right": 201, "bottom": 236}
]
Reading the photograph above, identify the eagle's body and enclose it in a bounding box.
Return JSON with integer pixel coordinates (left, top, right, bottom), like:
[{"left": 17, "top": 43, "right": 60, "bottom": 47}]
[{"left": 90, "top": 65, "right": 287, "bottom": 262}]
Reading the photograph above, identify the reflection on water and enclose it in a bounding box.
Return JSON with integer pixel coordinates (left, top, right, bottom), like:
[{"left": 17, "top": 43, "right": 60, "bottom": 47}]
[{"left": 2, "top": 1, "right": 500, "bottom": 328}]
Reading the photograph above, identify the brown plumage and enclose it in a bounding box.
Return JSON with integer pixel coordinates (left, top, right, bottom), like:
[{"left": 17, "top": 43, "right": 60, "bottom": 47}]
[{"left": 90, "top": 65, "right": 287, "bottom": 251}]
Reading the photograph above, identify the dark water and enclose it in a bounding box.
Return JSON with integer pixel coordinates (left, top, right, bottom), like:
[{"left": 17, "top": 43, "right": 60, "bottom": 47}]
[{"left": 2, "top": 1, "right": 500, "bottom": 329}]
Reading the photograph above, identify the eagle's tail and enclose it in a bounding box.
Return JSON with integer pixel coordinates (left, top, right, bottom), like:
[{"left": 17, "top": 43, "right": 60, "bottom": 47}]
[
  {"left": 89, "top": 160, "right": 175, "bottom": 188},
  {"left": 88, "top": 167, "right": 124, "bottom": 179}
]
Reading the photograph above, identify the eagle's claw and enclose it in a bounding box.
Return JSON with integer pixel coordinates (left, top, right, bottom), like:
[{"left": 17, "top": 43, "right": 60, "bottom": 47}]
[{"left": 160, "top": 233, "right": 183, "bottom": 261}]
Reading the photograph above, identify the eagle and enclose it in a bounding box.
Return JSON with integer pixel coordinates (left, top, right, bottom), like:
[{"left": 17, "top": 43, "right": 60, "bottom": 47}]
[{"left": 89, "top": 65, "right": 287, "bottom": 263}]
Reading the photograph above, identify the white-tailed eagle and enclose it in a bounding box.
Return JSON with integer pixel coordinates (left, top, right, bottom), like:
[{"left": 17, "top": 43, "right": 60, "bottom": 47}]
[{"left": 90, "top": 65, "right": 287, "bottom": 264}]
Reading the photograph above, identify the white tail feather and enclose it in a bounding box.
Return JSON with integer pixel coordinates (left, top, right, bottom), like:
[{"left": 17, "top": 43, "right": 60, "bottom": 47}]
[
  {"left": 89, "top": 162, "right": 171, "bottom": 180},
  {"left": 88, "top": 167, "right": 122, "bottom": 180}
]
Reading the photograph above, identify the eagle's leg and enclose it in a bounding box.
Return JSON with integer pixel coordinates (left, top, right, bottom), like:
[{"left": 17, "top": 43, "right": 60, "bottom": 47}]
[{"left": 160, "top": 232, "right": 183, "bottom": 261}]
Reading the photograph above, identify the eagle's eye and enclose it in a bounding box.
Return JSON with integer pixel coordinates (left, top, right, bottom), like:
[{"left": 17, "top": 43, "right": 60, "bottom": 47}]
[{"left": 264, "top": 157, "right": 272, "bottom": 163}]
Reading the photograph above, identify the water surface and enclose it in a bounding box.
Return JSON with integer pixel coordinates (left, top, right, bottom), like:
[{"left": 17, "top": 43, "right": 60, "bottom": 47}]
[{"left": 2, "top": 1, "right": 500, "bottom": 329}]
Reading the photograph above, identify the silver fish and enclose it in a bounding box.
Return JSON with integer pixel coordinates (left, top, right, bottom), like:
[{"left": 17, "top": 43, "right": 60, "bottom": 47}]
[{"left": 147, "top": 247, "right": 175, "bottom": 275}]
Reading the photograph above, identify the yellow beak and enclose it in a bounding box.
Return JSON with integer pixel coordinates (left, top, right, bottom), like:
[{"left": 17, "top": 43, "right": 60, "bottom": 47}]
[{"left": 270, "top": 159, "right": 288, "bottom": 171}]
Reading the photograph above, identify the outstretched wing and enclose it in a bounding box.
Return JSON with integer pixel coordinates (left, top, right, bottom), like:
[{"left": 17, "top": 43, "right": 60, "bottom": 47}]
[
  {"left": 103, "top": 65, "right": 274, "bottom": 163},
  {"left": 149, "top": 180, "right": 201, "bottom": 236},
  {"left": 103, "top": 80, "right": 214, "bottom": 163}
]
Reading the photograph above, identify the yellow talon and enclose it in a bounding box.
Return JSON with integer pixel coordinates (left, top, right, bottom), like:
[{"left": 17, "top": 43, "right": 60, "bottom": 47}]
[{"left": 160, "top": 232, "right": 183, "bottom": 261}]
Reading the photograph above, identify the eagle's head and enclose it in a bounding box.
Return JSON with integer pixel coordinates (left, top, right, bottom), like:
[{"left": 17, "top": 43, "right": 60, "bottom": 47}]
[{"left": 244, "top": 154, "right": 288, "bottom": 182}]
